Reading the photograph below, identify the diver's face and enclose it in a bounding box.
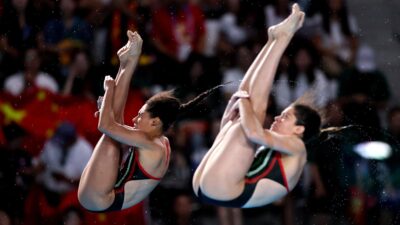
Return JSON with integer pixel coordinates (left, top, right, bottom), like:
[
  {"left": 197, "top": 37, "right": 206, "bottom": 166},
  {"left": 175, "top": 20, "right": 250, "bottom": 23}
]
[
  {"left": 270, "top": 106, "right": 303, "bottom": 136},
  {"left": 132, "top": 104, "right": 153, "bottom": 131}
]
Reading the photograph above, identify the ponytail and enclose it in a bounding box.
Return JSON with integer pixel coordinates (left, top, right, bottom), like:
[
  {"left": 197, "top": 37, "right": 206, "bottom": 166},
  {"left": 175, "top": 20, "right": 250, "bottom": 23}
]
[
  {"left": 178, "top": 84, "right": 225, "bottom": 117},
  {"left": 303, "top": 125, "right": 353, "bottom": 150},
  {"left": 312, "top": 125, "right": 356, "bottom": 143},
  {"left": 304, "top": 124, "right": 390, "bottom": 150},
  {"left": 146, "top": 84, "right": 226, "bottom": 132}
]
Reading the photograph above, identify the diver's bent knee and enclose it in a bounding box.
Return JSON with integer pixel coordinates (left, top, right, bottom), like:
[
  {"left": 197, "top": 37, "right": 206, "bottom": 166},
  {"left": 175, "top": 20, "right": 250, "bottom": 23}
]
[
  {"left": 78, "top": 189, "right": 113, "bottom": 211},
  {"left": 77, "top": 189, "right": 97, "bottom": 210}
]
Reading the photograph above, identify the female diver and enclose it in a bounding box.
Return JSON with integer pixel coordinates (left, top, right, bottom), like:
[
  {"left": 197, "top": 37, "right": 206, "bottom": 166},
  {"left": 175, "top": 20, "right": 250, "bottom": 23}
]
[
  {"left": 78, "top": 31, "right": 217, "bottom": 211},
  {"left": 192, "top": 4, "right": 314, "bottom": 208}
]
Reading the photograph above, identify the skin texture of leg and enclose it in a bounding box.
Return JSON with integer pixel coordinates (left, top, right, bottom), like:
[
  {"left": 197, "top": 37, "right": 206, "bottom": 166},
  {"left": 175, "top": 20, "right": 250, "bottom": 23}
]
[
  {"left": 238, "top": 38, "right": 274, "bottom": 94},
  {"left": 78, "top": 31, "right": 142, "bottom": 211},
  {"left": 112, "top": 31, "right": 142, "bottom": 123},
  {"left": 192, "top": 120, "right": 234, "bottom": 194},
  {"left": 244, "top": 5, "right": 304, "bottom": 124},
  {"left": 193, "top": 12, "right": 278, "bottom": 193},
  {"left": 195, "top": 4, "right": 305, "bottom": 202}
]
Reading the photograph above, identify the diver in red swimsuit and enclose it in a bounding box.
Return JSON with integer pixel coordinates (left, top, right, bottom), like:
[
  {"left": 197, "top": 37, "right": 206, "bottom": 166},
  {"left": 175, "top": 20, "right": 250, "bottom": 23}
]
[
  {"left": 78, "top": 31, "right": 217, "bottom": 211},
  {"left": 193, "top": 4, "right": 316, "bottom": 208}
]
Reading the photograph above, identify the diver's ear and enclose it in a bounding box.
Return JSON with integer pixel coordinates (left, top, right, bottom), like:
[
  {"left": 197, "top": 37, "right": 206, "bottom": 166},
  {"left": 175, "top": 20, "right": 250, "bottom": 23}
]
[
  {"left": 294, "top": 125, "right": 305, "bottom": 136},
  {"left": 151, "top": 117, "right": 162, "bottom": 128}
]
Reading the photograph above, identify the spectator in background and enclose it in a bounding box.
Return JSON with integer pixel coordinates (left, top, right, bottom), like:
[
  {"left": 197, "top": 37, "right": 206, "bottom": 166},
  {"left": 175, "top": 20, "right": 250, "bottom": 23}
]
[
  {"left": 42, "top": 0, "right": 93, "bottom": 47},
  {"left": 100, "top": 0, "right": 141, "bottom": 69},
  {"left": 0, "top": 123, "right": 34, "bottom": 223},
  {"left": 75, "top": 0, "right": 110, "bottom": 67},
  {"left": 218, "top": 0, "right": 264, "bottom": 62},
  {"left": 39, "top": 0, "right": 92, "bottom": 69},
  {"left": 30, "top": 0, "right": 58, "bottom": 26},
  {"left": 264, "top": 0, "right": 291, "bottom": 28},
  {"left": 387, "top": 106, "right": 400, "bottom": 143},
  {"left": 61, "top": 50, "right": 101, "bottom": 145},
  {"left": 183, "top": 55, "right": 221, "bottom": 95},
  {"left": 221, "top": 45, "right": 253, "bottom": 99},
  {"left": 385, "top": 106, "right": 400, "bottom": 202},
  {"left": 273, "top": 39, "right": 336, "bottom": 111},
  {"left": 151, "top": 0, "right": 205, "bottom": 86},
  {"left": 339, "top": 45, "right": 391, "bottom": 108},
  {"left": 231, "top": 0, "right": 265, "bottom": 41},
  {"left": 152, "top": 0, "right": 205, "bottom": 61},
  {"left": 219, "top": 0, "right": 247, "bottom": 46},
  {"left": 0, "top": 0, "right": 40, "bottom": 76},
  {"left": 24, "top": 122, "right": 92, "bottom": 225},
  {"left": 194, "top": 0, "right": 226, "bottom": 94},
  {"left": 168, "top": 193, "right": 201, "bottom": 225},
  {"left": 216, "top": 0, "right": 246, "bottom": 65},
  {"left": 3, "top": 48, "right": 59, "bottom": 96},
  {"left": 35, "top": 122, "right": 92, "bottom": 194},
  {"left": 35, "top": 122, "right": 91, "bottom": 193},
  {"left": 61, "top": 207, "right": 84, "bottom": 225},
  {"left": 62, "top": 50, "right": 101, "bottom": 99},
  {"left": 338, "top": 45, "right": 390, "bottom": 128},
  {"left": 0, "top": 210, "right": 11, "bottom": 225},
  {"left": 313, "top": 0, "right": 359, "bottom": 66},
  {"left": 200, "top": 0, "right": 224, "bottom": 58},
  {"left": 217, "top": 207, "right": 243, "bottom": 225}
]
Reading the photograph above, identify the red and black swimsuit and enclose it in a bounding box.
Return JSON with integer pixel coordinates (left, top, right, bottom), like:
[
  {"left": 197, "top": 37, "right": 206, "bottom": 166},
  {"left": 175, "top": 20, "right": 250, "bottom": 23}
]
[
  {"left": 197, "top": 147, "right": 289, "bottom": 208},
  {"left": 244, "top": 147, "right": 290, "bottom": 191},
  {"left": 97, "top": 139, "right": 171, "bottom": 212}
]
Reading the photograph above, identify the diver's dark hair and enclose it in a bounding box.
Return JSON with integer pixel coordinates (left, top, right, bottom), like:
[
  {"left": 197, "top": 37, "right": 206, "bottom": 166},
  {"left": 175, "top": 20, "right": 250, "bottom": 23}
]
[
  {"left": 293, "top": 104, "right": 365, "bottom": 150},
  {"left": 146, "top": 84, "right": 224, "bottom": 132},
  {"left": 292, "top": 103, "right": 356, "bottom": 147},
  {"left": 291, "top": 90, "right": 369, "bottom": 150},
  {"left": 293, "top": 104, "right": 322, "bottom": 142},
  {"left": 290, "top": 89, "right": 323, "bottom": 143}
]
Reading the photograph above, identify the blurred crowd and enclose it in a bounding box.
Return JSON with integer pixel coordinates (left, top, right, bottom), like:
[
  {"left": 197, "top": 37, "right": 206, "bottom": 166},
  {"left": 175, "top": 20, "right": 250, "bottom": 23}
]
[{"left": 0, "top": 0, "right": 399, "bottom": 225}]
